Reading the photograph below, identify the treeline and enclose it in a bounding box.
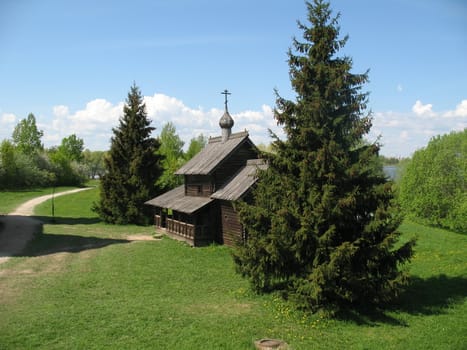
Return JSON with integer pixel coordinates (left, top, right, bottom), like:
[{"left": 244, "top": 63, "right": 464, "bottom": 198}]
[
  {"left": 0, "top": 113, "right": 103, "bottom": 189},
  {"left": 0, "top": 113, "right": 206, "bottom": 191}
]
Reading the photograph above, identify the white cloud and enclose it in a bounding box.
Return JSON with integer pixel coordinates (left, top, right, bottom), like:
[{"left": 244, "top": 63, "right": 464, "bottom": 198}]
[
  {"left": 39, "top": 93, "right": 282, "bottom": 151},
  {"left": 45, "top": 99, "right": 124, "bottom": 149},
  {"left": 68, "top": 99, "right": 123, "bottom": 125},
  {"left": 0, "top": 113, "right": 17, "bottom": 141},
  {"left": 443, "top": 99, "right": 467, "bottom": 118},
  {"left": 370, "top": 99, "right": 466, "bottom": 157},
  {"left": 1, "top": 113, "right": 16, "bottom": 124},
  {"left": 53, "top": 105, "right": 69, "bottom": 118},
  {"left": 4, "top": 95, "right": 463, "bottom": 158},
  {"left": 454, "top": 122, "right": 466, "bottom": 131},
  {"left": 399, "top": 130, "right": 410, "bottom": 141},
  {"left": 397, "top": 84, "right": 403, "bottom": 92},
  {"left": 142, "top": 94, "right": 282, "bottom": 148},
  {"left": 412, "top": 100, "right": 435, "bottom": 117}
]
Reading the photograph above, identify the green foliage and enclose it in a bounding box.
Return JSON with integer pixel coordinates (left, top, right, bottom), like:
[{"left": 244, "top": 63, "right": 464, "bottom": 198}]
[
  {"left": 1, "top": 117, "right": 86, "bottom": 189},
  {"left": 380, "top": 155, "right": 406, "bottom": 166},
  {"left": 256, "top": 142, "right": 276, "bottom": 154},
  {"left": 1, "top": 114, "right": 55, "bottom": 188},
  {"left": 157, "top": 122, "right": 185, "bottom": 190},
  {"left": 185, "top": 134, "right": 208, "bottom": 160},
  {"left": 0, "top": 186, "right": 76, "bottom": 214},
  {"left": 0, "top": 140, "right": 17, "bottom": 187},
  {"left": 82, "top": 149, "right": 106, "bottom": 178},
  {"left": 234, "top": 0, "right": 415, "bottom": 313},
  {"left": 57, "top": 134, "right": 84, "bottom": 162},
  {"left": 156, "top": 125, "right": 207, "bottom": 190},
  {"left": 48, "top": 147, "right": 87, "bottom": 186},
  {"left": 93, "top": 84, "right": 163, "bottom": 225},
  {"left": 399, "top": 130, "right": 466, "bottom": 233},
  {"left": 12, "top": 113, "right": 44, "bottom": 155},
  {"left": 45, "top": 134, "right": 87, "bottom": 186},
  {"left": 0, "top": 187, "right": 465, "bottom": 349},
  {"left": 0, "top": 140, "right": 52, "bottom": 189}
]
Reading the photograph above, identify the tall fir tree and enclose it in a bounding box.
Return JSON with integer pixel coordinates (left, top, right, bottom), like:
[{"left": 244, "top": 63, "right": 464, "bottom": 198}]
[
  {"left": 234, "top": 0, "right": 415, "bottom": 312},
  {"left": 94, "top": 84, "right": 163, "bottom": 225}
]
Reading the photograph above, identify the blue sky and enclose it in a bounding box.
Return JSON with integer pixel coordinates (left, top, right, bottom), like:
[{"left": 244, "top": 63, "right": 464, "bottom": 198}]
[{"left": 1, "top": 0, "right": 465, "bottom": 157}]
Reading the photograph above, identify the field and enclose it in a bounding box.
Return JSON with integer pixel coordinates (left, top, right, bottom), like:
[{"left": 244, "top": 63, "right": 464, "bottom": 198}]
[
  {"left": 0, "top": 187, "right": 466, "bottom": 349},
  {"left": 0, "top": 186, "right": 77, "bottom": 215}
]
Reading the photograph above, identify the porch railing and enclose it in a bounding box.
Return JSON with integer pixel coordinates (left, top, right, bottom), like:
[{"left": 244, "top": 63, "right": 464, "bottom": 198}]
[
  {"left": 154, "top": 215, "right": 162, "bottom": 228},
  {"left": 166, "top": 218, "right": 195, "bottom": 240},
  {"left": 154, "top": 215, "right": 210, "bottom": 242}
]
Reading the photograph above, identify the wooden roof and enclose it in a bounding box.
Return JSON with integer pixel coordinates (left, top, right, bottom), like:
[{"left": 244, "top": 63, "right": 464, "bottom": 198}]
[
  {"left": 146, "top": 159, "right": 267, "bottom": 211},
  {"left": 175, "top": 131, "right": 251, "bottom": 175},
  {"left": 211, "top": 159, "right": 267, "bottom": 201},
  {"left": 144, "top": 185, "right": 213, "bottom": 214}
]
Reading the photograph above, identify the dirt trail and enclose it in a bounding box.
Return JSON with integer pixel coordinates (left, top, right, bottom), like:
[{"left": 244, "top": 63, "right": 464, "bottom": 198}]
[{"left": 0, "top": 188, "right": 91, "bottom": 264}]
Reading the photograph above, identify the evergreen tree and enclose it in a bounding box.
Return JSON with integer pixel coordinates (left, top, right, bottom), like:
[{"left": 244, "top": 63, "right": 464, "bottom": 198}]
[
  {"left": 94, "top": 84, "right": 163, "bottom": 225},
  {"left": 234, "top": 0, "right": 415, "bottom": 313}
]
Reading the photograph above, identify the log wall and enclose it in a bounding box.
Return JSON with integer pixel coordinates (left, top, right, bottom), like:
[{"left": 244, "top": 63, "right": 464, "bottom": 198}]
[
  {"left": 185, "top": 175, "right": 214, "bottom": 197},
  {"left": 220, "top": 200, "right": 243, "bottom": 246}
]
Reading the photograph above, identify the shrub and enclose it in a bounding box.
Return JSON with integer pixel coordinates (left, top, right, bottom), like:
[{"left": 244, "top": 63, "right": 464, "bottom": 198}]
[{"left": 399, "top": 130, "right": 466, "bottom": 233}]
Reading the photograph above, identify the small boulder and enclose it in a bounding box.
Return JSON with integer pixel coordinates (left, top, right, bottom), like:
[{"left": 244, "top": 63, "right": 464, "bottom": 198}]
[{"left": 254, "top": 338, "right": 289, "bottom": 350}]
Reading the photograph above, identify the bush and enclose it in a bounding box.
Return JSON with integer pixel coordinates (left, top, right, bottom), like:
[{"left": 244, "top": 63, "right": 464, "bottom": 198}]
[
  {"left": 0, "top": 141, "right": 53, "bottom": 189},
  {"left": 399, "top": 130, "right": 466, "bottom": 233}
]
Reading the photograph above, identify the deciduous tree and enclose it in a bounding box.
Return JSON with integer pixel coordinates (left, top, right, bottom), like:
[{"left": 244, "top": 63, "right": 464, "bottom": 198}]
[
  {"left": 185, "top": 134, "right": 207, "bottom": 160},
  {"left": 12, "top": 113, "right": 44, "bottom": 155},
  {"left": 83, "top": 149, "right": 106, "bottom": 179},
  {"left": 399, "top": 130, "right": 466, "bottom": 233},
  {"left": 157, "top": 122, "right": 185, "bottom": 190},
  {"left": 58, "top": 134, "right": 84, "bottom": 162}
]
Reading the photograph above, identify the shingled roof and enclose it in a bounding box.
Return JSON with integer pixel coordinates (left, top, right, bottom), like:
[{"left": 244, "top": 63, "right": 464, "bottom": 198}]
[
  {"left": 175, "top": 131, "right": 251, "bottom": 175},
  {"left": 146, "top": 159, "right": 266, "bottom": 211},
  {"left": 211, "top": 159, "right": 267, "bottom": 201},
  {"left": 145, "top": 185, "right": 213, "bottom": 214}
]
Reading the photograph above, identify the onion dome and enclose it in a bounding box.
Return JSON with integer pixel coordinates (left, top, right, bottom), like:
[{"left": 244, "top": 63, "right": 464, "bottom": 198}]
[{"left": 219, "top": 109, "right": 234, "bottom": 129}]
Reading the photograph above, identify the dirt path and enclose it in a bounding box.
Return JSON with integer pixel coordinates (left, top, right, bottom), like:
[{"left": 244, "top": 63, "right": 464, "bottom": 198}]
[{"left": 0, "top": 188, "right": 91, "bottom": 264}]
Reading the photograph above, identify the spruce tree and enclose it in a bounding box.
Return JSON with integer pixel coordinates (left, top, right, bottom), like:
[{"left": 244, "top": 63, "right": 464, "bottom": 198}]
[
  {"left": 94, "top": 84, "right": 163, "bottom": 225},
  {"left": 234, "top": 0, "right": 415, "bottom": 312}
]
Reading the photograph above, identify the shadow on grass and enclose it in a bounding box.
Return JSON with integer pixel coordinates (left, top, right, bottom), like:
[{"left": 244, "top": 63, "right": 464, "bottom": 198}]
[
  {"left": 32, "top": 215, "right": 101, "bottom": 225},
  {"left": 19, "top": 232, "right": 129, "bottom": 257},
  {"left": 395, "top": 274, "right": 467, "bottom": 315},
  {"left": 336, "top": 274, "right": 467, "bottom": 326}
]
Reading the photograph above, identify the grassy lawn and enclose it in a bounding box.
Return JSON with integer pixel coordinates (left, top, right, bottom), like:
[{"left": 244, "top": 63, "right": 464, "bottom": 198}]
[
  {"left": 0, "top": 187, "right": 466, "bottom": 349},
  {"left": 0, "top": 186, "right": 78, "bottom": 215}
]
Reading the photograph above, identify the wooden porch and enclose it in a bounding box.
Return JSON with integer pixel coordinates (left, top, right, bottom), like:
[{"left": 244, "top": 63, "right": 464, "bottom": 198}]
[{"left": 154, "top": 215, "right": 211, "bottom": 246}]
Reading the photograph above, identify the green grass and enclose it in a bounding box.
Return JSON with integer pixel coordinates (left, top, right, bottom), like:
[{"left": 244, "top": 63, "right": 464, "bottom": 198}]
[
  {"left": 0, "top": 188, "right": 466, "bottom": 349},
  {"left": 0, "top": 186, "right": 78, "bottom": 214}
]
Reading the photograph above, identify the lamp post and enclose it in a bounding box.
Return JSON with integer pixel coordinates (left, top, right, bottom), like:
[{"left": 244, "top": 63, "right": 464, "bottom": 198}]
[{"left": 51, "top": 185, "right": 55, "bottom": 223}]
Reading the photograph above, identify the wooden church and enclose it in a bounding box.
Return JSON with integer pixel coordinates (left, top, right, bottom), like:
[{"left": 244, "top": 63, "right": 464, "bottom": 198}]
[{"left": 145, "top": 92, "right": 265, "bottom": 246}]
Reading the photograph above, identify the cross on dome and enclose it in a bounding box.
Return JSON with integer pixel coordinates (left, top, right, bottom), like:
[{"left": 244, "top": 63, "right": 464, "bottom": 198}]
[{"left": 219, "top": 89, "right": 234, "bottom": 142}]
